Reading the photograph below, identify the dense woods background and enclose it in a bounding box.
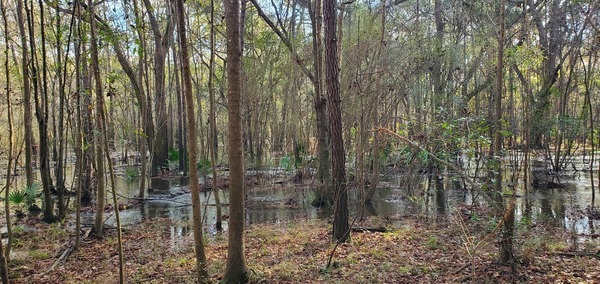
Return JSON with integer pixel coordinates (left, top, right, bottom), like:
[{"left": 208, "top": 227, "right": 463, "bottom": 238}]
[{"left": 0, "top": 0, "right": 599, "bottom": 282}]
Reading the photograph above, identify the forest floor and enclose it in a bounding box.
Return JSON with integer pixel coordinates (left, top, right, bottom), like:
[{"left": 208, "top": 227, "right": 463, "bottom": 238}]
[{"left": 7, "top": 200, "right": 600, "bottom": 284}]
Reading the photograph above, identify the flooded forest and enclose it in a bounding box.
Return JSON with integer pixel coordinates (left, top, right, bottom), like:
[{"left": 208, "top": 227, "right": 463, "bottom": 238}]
[{"left": 0, "top": 0, "right": 599, "bottom": 283}]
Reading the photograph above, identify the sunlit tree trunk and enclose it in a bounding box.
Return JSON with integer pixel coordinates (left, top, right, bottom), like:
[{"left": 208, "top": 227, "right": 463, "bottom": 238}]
[{"left": 175, "top": 0, "right": 209, "bottom": 281}]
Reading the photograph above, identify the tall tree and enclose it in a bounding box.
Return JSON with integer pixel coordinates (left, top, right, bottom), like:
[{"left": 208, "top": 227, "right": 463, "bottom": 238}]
[
  {"left": 324, "top": 0, "right": 348, "bottom": 242},
  {"left": 529, "top": 0, "right": 569, "bottom": 149},
  {"left": 493, "top": 0, "right": 516, "bottom": 266},
  {"left": 174, "top": 0, "right": 209, "bottom": 281},
  {"left": 29, "top": 0, "right": 57, "bottom": 223},
  {"left": 209, "top": 0, "right": 223, "bottom": 231},
  {"left": 132, "top": 0, "right": 149, "bottom": 199},
  {"left": 90, "top": 0, "right": 107, "bottom": 235},
  {"left": 223, "top": 0, "right": 248, "bottom": 281},
  {"left": 1, "top": 0, "right": 12, "bottom": 278},
  {"left": 54, "top": 0, "right": 75, "bottom": 219},
  {"left": 74, "top": 0, "right": 84, "bottom": 250},
  {"left": 141, "top": 0, "right": 174, "bottom": 176},
  {"left": 16, "top": 0, "right": 34, "bottom": 189},
  {"left": 309, "top": 0, "right": 332, "bottom": 207},
  {"left": 250, "top": 0, "right": 333, "bottom": 206}
]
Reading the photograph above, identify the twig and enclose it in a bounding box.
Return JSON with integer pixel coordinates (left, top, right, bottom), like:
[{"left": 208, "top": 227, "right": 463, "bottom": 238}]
[{"left": 38, "top": 243, "right": 74, "bottom": 276}]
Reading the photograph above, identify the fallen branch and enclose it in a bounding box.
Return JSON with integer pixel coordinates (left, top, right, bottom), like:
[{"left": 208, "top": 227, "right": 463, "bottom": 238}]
[
  {"left": 38, "top": 242, "right": 75, "bottom": 276},
  {"left": 553, "top": 252, "right": 600, "bottom": 259},
  {"left": 351, "top": 227, "right": 387, "bottom": 233},
  {"left": 452, "top": 262, "right": 471, "bottom": 274}
]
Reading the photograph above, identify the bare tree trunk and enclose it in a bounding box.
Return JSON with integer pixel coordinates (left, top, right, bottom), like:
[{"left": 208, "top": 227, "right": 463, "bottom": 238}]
[
  {"left": 90, "top": 0, "right": 106, "bottom": 235},
  {"left": 175, "top": 0, "right": 209, "bottom": 281},
  {"left": 104, "top": 111, "right": 125, "bottom": 284},
  {"left": 29, "top": 0, "right": 56, "bottom": 223},
  {"left": 1, "top": 0, "right": 13, "bottom": 277},
  {"left": 16, "top": 0, "right": 34, "bottom": 188},
  {"left": 55, "top": 2, "right": 75, "bottom": 219},
  {"left": 209, "top": 0, "right": 223, "bottom": 231},
  {"left": 324, "top": 0, "right": 348, "bottom": 242},
  {"left": 74, "top": 0, "right": 84, "bottom": 250},
  {"left": 141, "top": 0, "right": 173, "bottom": 176},
  {"left": 223, "top": 0, "right": 248, "bottom": 281},
  {"left": 309, "top": 0, "right": 332, "bottom": 207},
  {"left": 172, "top": 44, "right": 186, "bottom": 175},
  {"left": 494, "top": 0, "right": 515, "bottom": 266},
  {"left": 132, "top": 0, "right": 148, "bottom": 198}
]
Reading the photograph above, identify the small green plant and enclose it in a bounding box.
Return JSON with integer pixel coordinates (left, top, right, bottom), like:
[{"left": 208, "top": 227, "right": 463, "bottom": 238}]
[
  {"left": 197, "top": 158, "right": 211, "bottom": 173},
  {"left": 168, "top": 147, "right": 180, "bottom": 161},
  {"left": 280, "top": 155, "right": 293, "bottom": 171},
  {"left": 8, "top": 190, "right": 26, "bottom": 210},
  {"left": 28, "top": 249, "right": 51, "bottom": 260},
  {"left": 427, "top": 236, "right": 440, "bottom": 250},
  {"left": 24, "top": 182, "right": 40, "bottom": 208},
  {"left": 546, "top": 241, "right": 569, "bottom": 252},
  {"left": 124, "top": 166, "right": 138, "bottom": 184},
  {"left": 9, "top": 182, "right": 41, "bottom": 213}
]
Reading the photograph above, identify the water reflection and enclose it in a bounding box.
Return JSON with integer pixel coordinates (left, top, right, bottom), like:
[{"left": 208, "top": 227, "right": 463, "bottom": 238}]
[{"left": 11, "top": 160, "right": 597, "bottom": 239}]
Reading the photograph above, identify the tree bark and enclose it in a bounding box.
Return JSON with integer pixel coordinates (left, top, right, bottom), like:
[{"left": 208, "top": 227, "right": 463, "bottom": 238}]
[
  {"left": 209, "top": 0, "right": 223, "bottom": 231},
  {"left": 494, "top": 0, "right": 515, "bottom": 266},
  {"left": 16, "top": 0, "right": 34, "bottom": 189},
  {"left": 1, "top": 0, "right": 13, "bottom": 277},
  {"left": 90, "top": 0, "right": 106, "bottom": 235},
  {"left": 174, "top": 0, "right": 209, "bottom": 281},
  {"left": 324, "top": 0, "right": 349, "bottom": 242},
  {"left": 309, "top": 0, "right": 332, "bottom": 207},
  {"left": 223, "top": 0, "right": 248, "bottom": 281},
  {"left": 141, "top": 0, "right": 173, "bottom": 176},
  {"left": 28, "top": 0, "right": 56, "bottom": 223}
]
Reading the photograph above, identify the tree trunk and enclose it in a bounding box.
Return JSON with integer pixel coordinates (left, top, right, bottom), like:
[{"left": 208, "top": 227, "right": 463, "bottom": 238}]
[
  {"left": 74, "top": 0, "right": 84, "bottom": 249},
  {"left": 90, "top": 0, "right": 106, "bottom": 234},
  {"left": 209, "top": 0, "right": 223, "bottom": 231},
  {"left": 309, "top": 0, "right": 332, "bottom": 207},
  {"left": 141, "top": 0, "right": 173, "bottom": 176},
  {"left": 175, "top": 0, "right": 209, "bottom": 281},
  {"left": 16, "top": 0, "right": 34, "bottom": 189},
  {"left": 132, "top": 0, "right": 148, "bottom": 198},
  {"left": 223, "top": 0, "right": 248, "bottom": 281},
  {"left": 494, "top": 0, "right": 515, "bottom": 266},
  {"left": 324, "top": 0, "right": 349, "bottom": 242},
  {"left": 28, "top": 0, "right": 56, "bottom": 223},
  {"left": 1, "top": 0, "right": 13, "bottom": 274},
  {"left": 55, "top": 4, "right": 73, "bottom": 219}
]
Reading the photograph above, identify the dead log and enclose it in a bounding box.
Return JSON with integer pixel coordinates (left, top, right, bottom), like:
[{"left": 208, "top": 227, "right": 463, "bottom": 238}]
[{"left": 351, "top": 227, "right": 387, "bottom": 233}]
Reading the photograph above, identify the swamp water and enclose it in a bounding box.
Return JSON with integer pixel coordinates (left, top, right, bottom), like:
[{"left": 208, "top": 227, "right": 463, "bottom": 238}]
[{"left": 4, "top": 156, "right": 600, "bottom": 241}]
